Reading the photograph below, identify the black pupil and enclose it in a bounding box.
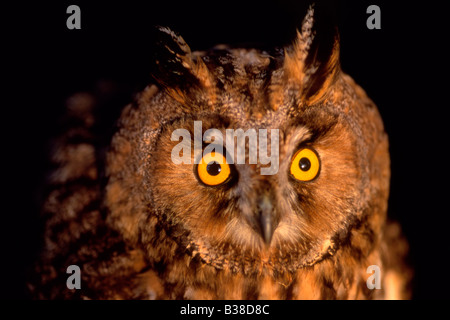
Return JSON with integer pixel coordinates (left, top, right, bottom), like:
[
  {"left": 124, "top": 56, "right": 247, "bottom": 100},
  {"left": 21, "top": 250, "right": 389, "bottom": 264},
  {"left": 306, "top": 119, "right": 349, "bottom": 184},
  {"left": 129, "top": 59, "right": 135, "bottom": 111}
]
[
  {"left": 206, "top": 161, "right": 222, "bottom": 176},
  {"left": 299, "top": 157, "right": 311, "bottom": 171}
]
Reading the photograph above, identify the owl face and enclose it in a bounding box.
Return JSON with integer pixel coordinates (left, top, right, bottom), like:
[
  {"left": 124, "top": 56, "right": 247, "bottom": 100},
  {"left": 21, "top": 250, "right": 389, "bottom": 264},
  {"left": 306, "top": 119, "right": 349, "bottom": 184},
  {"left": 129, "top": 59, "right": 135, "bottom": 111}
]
[
  {"left": 107, "top": 8, "right": 389, "bottom": 278},
  {"left": 147, "top": 100, "right": 361, "bottom": 274}
]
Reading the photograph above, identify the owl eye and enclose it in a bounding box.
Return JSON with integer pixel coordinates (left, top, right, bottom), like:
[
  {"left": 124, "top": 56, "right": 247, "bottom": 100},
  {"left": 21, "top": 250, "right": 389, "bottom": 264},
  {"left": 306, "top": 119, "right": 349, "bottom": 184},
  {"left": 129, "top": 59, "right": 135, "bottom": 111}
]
[
  {"left": 290, "top": 148, "right": 320, "bottom": 182},
  {"left": 195, "top": 151, "right": 231, "bottom": 186}
]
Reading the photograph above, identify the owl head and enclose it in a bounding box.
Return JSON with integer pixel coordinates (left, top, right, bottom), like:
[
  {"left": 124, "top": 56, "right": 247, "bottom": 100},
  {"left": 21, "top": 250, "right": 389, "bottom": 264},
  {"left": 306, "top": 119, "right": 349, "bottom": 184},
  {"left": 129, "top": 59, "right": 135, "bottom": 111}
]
[{"left": 105, "top": 6, "right": 390, "bottom": 278}]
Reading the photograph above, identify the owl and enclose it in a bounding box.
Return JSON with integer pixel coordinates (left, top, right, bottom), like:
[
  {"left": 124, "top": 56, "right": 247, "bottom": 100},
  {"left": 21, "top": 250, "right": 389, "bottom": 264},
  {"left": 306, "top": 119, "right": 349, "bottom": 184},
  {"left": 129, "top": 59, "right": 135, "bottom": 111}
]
[{"left": 30, "top": 6, "right": 411, "bottom": 299}]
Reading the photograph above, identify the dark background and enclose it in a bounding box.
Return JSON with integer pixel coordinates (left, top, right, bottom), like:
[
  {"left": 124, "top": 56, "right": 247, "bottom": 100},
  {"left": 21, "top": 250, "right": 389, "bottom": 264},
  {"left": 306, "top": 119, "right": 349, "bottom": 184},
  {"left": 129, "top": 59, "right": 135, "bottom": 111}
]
[{"left": 3, "top": 0, "right": 448, "bottom": 299}]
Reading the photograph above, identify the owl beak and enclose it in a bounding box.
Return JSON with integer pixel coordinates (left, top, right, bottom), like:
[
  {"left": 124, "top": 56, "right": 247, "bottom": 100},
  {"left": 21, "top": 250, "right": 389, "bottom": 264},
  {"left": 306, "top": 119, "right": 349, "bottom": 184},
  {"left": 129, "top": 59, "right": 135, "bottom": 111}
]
[{"left": 258, "top": 195, "right": 276, "bottom": 246}]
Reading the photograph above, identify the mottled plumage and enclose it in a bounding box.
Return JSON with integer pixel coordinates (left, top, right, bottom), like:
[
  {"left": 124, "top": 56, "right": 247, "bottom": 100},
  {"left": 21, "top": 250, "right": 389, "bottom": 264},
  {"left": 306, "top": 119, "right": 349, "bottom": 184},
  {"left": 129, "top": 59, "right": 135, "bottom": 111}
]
[{"left": 30, "top": 7, "right": 411, "bottom": 299}]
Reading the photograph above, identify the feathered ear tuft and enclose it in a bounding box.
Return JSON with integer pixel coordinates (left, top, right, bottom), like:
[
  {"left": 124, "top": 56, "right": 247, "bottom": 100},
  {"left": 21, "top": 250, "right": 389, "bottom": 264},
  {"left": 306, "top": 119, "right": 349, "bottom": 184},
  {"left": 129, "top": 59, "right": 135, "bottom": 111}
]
[
  {"left": 151, "top": 26, "right": 214, "bottom": 106},
  {"left": 284, "top": 5, "right": 340, "bottom": 105}
]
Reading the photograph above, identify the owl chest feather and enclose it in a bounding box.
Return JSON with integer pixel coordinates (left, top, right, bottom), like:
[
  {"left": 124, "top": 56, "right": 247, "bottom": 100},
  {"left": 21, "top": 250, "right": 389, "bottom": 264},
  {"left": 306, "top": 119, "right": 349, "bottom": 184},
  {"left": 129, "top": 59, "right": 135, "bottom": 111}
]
[{"left": 142, "top": 242, "right": 383, "bottom": 300}]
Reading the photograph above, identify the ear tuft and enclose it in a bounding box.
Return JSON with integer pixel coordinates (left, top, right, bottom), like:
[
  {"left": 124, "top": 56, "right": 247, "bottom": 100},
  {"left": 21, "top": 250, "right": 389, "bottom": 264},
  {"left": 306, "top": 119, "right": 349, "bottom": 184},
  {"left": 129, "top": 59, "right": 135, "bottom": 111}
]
[
  {"left": 284, "top": 5, "right": 340, "bottom": 105},
  {"left": 151, "top": 26, "right": 214, "bottom": 106},
  {"left": 151, "top": 26, "right": 199, "bottom": 88}
]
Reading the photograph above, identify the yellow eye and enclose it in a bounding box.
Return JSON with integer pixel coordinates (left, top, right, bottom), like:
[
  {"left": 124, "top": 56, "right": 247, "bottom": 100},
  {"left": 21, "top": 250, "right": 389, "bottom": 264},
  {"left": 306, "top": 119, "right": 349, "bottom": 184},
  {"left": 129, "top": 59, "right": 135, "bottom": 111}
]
[
  {"left": 196, "top": 152, "right": 231, "bottom": 186},
  {"left": 290, "top": 148, "right": 320, "bottom": 182}
]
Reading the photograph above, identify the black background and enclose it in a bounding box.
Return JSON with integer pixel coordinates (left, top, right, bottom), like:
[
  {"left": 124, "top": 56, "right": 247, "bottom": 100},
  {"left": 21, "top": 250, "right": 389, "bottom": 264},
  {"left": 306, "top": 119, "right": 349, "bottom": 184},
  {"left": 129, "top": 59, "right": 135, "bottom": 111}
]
[{"left": 3, "top": 0, "right": 448, "bottom": 299}]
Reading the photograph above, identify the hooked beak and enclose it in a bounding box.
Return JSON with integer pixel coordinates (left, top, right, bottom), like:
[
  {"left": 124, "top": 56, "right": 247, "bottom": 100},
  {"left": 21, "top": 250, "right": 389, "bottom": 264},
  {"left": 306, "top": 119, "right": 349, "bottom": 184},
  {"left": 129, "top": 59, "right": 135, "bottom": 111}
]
[{"left": 258, "top": 195, "right": 277, "bottom": 246}]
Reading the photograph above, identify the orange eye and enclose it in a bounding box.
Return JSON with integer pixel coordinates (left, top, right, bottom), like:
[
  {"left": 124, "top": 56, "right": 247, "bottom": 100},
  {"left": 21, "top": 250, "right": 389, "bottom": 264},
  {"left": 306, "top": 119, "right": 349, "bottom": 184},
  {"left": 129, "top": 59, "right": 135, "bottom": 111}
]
[
  {"left": 196, "top": 152, "right": 231, "bottom": 186},
  {"left": 290, "top": 148, "right": 320, "bottom": 182}
]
